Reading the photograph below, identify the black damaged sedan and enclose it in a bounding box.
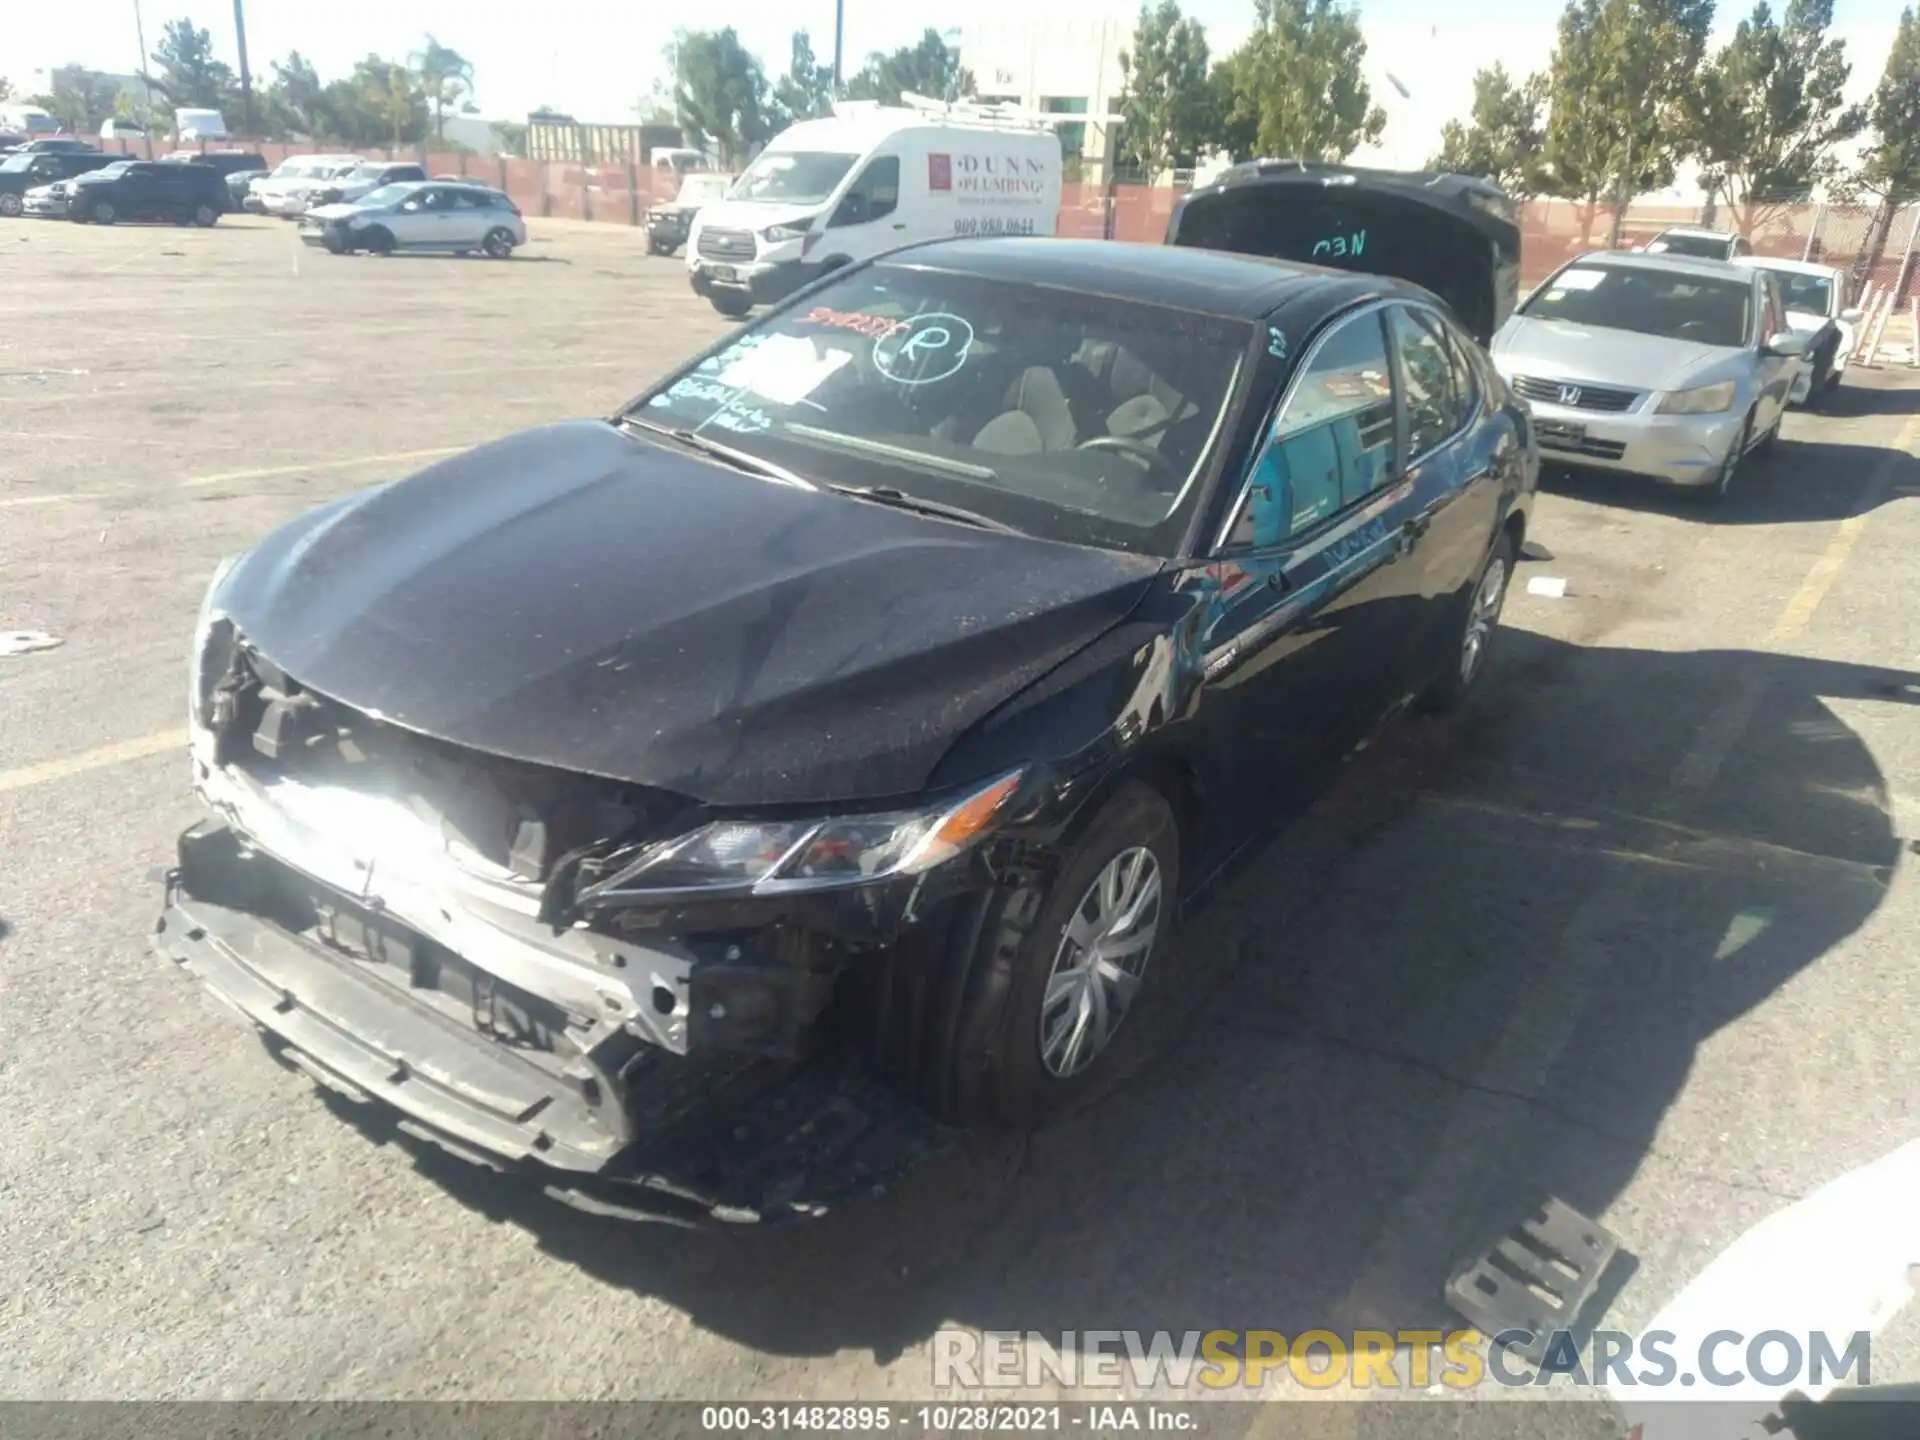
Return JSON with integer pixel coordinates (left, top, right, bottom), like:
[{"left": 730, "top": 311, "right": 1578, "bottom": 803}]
[{"left": 163, "top": 168, "right": 1538, "bottom": 1220}]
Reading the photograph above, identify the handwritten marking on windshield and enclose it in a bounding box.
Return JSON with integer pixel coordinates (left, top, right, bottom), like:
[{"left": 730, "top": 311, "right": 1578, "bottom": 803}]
[
  {"left": 803, "top": 307, "right": 910, "bottom": 340},
  {"left": 873, "top": 312, "right": 975, "bottom": 386},
  {"left": 1269, "top": 326, "right": 1289, "bottom": 359}
]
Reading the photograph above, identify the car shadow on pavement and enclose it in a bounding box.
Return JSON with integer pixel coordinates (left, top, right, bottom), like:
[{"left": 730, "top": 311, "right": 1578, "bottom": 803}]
[{"left": 325, "top": 630, "right": 1917, "bottom": 1369}]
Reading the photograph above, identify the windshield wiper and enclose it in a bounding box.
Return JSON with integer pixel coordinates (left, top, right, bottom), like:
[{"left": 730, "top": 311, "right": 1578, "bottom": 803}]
[
  {"left": 617, "top": 417, "right": 816, "bottom": 490},
  {"left": 826, "top": 484, "right": 1020, "bottom": 534}
]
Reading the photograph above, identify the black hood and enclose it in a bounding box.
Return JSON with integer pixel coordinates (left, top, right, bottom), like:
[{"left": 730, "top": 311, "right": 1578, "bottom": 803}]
[
  {"left": 1166, "top": 163, "right": 1522, "bottom": 346},
  {"left": 212, "top": 422, "right": 1160, "bottom": 808}
]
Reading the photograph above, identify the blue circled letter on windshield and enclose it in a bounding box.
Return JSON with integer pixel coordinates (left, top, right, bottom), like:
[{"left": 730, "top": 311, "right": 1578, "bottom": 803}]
[{"left": 874, "top": 312, "right": 976, "bottom": 385}]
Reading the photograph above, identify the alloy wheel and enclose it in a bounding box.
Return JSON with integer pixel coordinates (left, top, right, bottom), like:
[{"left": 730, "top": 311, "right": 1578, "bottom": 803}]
[
  {"left": 0, "top": 194, "right": 21, "bottom": 218},
  {"left": 483, "top": 228, "right": 513, "bottom": 258},
  {"left": 1461, "top": 553, "right": 1509, "bottom": 686},
  {"left": 1038, "top": 846, "right": 1163, "bottom": 1079}
]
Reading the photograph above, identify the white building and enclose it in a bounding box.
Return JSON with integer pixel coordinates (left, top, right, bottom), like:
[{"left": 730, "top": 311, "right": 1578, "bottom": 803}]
[{"left": 960, "top": 15, "right": 1131, "bottom": 183}]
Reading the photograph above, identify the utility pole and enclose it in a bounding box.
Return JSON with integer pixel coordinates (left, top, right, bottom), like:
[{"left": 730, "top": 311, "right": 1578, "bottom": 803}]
[
  {"left": 833, "top": 0, "right": 845, "bottom": 92},
  {"left": 132, "top": 0, "right": 157, "bottom": 158},
  {"left": 232, "top": 0, "right": 255, "bottom": 138}
]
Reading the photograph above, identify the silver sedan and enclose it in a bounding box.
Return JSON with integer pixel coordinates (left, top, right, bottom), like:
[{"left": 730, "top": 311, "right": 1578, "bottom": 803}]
[{"left": 1491, "top": 252, "right": 1808, "bottom": 501}]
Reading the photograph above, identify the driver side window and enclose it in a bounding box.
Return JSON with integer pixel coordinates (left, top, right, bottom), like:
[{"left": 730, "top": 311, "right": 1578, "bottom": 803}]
[
  {"left": 1222, "top": 309, "right": 1398, "bottom": 550},
  {"left": 832, "top": 155, "right": 899, "bottom": 227}
]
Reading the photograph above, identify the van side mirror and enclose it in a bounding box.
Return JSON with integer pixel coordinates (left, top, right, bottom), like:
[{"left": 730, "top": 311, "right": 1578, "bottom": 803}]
[{"left": 832, "top": 191, "right": 870, "bottom": 227}]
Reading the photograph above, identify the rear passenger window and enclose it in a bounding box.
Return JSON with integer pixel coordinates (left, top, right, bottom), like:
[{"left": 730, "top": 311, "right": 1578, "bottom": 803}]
[
  {"left": 1223, "top": 310, "right": 1398, "bottom": 548},
  {"left": 1391, "top": 307, "right": 1470, "bottom": 457}
]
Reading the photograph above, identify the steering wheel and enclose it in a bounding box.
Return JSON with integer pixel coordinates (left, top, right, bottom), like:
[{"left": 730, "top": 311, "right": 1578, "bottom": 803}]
[{"left": 1074, "top": 433, "right": 1184, "bottom": 487}]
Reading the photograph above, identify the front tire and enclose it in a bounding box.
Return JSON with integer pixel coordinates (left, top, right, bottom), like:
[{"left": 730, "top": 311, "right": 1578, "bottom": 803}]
[
  {"left": 710, "top": 289, "right": 753, "bottom": 318},
  {"left": 190, "top": 202, "right": 219, "bottom": 228},
  {"left": 1699, "top": 411, "right": 1754, "bottom": 505},
  {"left": 0, "top": 194, "right": 22, "bottom": 218},
  {"left": 1421, "top": 530, "right": 1514, "bottom": 712},
  {"left": 361, "top": 226, "right": 394, "bottom": 257},
  {"left": 917, "top": 781, "right": 1181, "bottom": 1127}
]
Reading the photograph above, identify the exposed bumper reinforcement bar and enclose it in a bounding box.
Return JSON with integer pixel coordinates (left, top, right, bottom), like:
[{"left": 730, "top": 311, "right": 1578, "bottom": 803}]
[{"left": 155, "top": 823, "right": 958, "bottom": 1222}]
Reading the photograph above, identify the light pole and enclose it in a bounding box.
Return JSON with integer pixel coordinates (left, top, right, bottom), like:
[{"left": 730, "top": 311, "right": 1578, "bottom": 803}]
[
  {"left": 132, "top": 0, "right": 157, "bottom": 157},
  {"left": 833, "top": 0, "right": 844, "bottom": 92},
  {"left": 233, "top": 0, "right": 255, "bottom": 139}
]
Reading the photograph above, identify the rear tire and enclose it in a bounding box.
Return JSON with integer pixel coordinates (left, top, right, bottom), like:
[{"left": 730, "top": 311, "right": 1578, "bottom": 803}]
[
  {"left": 0, "top": 194, "right": 22, "bottom": 218},
  {"left": 482, "top": 227, "right": 515, "bottom": 258},
  {"left": 191, "top": 202, "right": 219, "bottom": 228}
]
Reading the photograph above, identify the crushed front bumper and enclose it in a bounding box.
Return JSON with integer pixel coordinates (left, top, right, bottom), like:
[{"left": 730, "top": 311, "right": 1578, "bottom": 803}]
[{"left": 155, "top": 820, "right": 957, "bottom": 1222}]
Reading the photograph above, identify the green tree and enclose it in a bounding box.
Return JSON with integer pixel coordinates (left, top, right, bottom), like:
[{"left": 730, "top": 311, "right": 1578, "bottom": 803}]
[
  {"left": 1856, "top": 5, "right": 1920, "bottom": 198},
  {"left": 1429, "top": 64, "right": 1549, "bottom": 195},
  {"left": 150, "top": 17, "right": 238, "bottom": 111},
  {"left": 491, "top": 119, "right": 529, "bottom": 156},
  {"left": 1540, "top": 0, "right": 1714, "bottom": 244},
  {"left": 1217, "top": 0, "right": 1386, "bottom": 164},
  {"left": 1846, "top": 7, "right": 1920, "bottom": 294},
  {"left": 410, "top": 35, "right": 474, "bottom": 143},
  {"left": 1682, "top": 0, "right": 1862, "bottom": 234},
  {"left": 30, "top": 65, "right": 126, "bottom": 133},
  {"left": 1116, "top": 0, "right": 1215, "bottom": 177},
  {"left": 261, "top": 50, "right": 329, "bottom": 139},
  {"left": 324, "top": 55, "right": 427, "bottom": 149},
  {"left": 772, "top": 30, "right": 837, "bottom": 129},
  {"left": 846, "top": 29, "right": 973, "bottom": 104},
  {"left": 674, "top": 28, "right": 771, "bottom": 166}
]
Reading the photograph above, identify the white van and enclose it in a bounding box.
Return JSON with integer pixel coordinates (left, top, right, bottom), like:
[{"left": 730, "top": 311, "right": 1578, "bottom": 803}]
[
  {"left": 686, "top": 99, "right": 1063, "bottom": 317},
  {"left": 175, "top": 109, "right": 230, "bottom": 142},
  {"left": 0, "top": 104, "right": 61, "bottom": 138}
]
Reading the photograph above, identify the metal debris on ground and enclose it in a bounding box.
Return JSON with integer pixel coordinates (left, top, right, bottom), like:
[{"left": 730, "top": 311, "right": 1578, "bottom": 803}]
[
  {"left": 0, "top": 631, "right": 63, "bottom": 657},
  {"left": 1527, "top": 576, "right": 1570, "bottom": 598}
]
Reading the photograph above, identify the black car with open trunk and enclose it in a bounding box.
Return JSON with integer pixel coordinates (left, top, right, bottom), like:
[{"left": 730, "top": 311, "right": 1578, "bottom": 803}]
[{"left": 159, "top": 167, "right": 1536, "bottom": 1221}]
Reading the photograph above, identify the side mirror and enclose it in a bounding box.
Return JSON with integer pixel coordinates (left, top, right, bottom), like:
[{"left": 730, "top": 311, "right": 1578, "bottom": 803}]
[
  {"left": 1841, "top": 307, "right": 1866, "bottom": 325},
  {"left": 1764, "top": 331, "right": 1809, "bottom": 358}
]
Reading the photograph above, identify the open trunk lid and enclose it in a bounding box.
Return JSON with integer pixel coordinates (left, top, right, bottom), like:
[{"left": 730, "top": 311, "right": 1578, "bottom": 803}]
[{"left": 1165, "top": 162, "right": 1522, "bottom": 346}]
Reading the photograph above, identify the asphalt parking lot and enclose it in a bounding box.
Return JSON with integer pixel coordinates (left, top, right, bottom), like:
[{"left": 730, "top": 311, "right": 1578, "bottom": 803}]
[{"left": 4, "top": 214, "right": 1920, "bottom": 1422}]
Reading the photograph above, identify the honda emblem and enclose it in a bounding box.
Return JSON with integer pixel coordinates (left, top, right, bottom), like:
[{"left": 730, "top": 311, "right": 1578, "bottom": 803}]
[{"left": 1557, "top": 384, "right": 1583, "bottom": 406}]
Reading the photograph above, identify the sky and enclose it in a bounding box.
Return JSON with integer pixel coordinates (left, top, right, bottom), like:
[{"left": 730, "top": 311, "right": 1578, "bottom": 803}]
[{"left": 3, "top": 0, "right": 1908, "bottom": 181}]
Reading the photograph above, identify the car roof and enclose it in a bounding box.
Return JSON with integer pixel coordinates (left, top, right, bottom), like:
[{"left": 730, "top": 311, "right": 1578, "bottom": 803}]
[
  {"left": 1563, "top": 249, "right": 1758, "bottom": 282},
  {"left": 878, "top": 236, "right": 1418, "bottom": 320},
  {"left": 1652, "top": 226, "right": 1736, "bottom": 240},
  {"left": 1732, "top": 255, "right": 1842, "bottom": 280}
]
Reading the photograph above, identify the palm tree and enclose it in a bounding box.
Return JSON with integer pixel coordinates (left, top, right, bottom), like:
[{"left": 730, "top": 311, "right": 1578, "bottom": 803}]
[{"left": 409, "top": 35, "right": 473, "bottom": 144}]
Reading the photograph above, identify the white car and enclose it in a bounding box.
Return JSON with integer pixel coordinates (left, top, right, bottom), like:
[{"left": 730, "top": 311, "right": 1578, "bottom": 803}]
[
  {"left": 250, "top": 155, "right": 364, "bottom": 217},
  {"left": 1733, "top": 256, "right": 1862, "bottom": 404},
  {"left": 21, "top": 180, "right": 67, "bottom": 217},
  {"left": 298, "top": 180, "right": 527, "bottom": 257}
]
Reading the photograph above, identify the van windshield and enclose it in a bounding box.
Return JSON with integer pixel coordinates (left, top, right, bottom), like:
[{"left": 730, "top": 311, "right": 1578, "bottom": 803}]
[
  {"left": 624, "top": 264, "right": 1250, "bottom": 555},
  {"left": 732, "top": 150, "right": 859, "bottom": 205}
]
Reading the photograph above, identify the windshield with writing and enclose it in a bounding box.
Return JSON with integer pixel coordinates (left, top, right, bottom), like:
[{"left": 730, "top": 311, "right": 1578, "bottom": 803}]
[
  {"left": 1524, "top": 265, "right": 1753, "bottom": 349},
  {"left": 626, "top": 266, "right": 1249, "bottom": 554},
  {"left": 731, "top": 151, "right": 857, "bottom": 205}
]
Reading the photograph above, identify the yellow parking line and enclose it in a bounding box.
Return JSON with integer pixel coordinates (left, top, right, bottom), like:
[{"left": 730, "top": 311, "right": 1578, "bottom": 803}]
[
  {"left": 0, "top": 729, "right": 187, "bottom": 796},
  {"left": 179, "top": 446, "right": 467, "bottom": 489}
]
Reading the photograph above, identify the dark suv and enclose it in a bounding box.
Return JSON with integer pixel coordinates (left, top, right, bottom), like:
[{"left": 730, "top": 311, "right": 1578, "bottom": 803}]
[
  {"left": 164, "top": 150, "right": 269, "bottom": 178},
  {"left": 0, "top": 149, "right": 122, "bottom": 217},
  {"left": 66, "top": 160, "right": 230, "bottom": 226}
]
